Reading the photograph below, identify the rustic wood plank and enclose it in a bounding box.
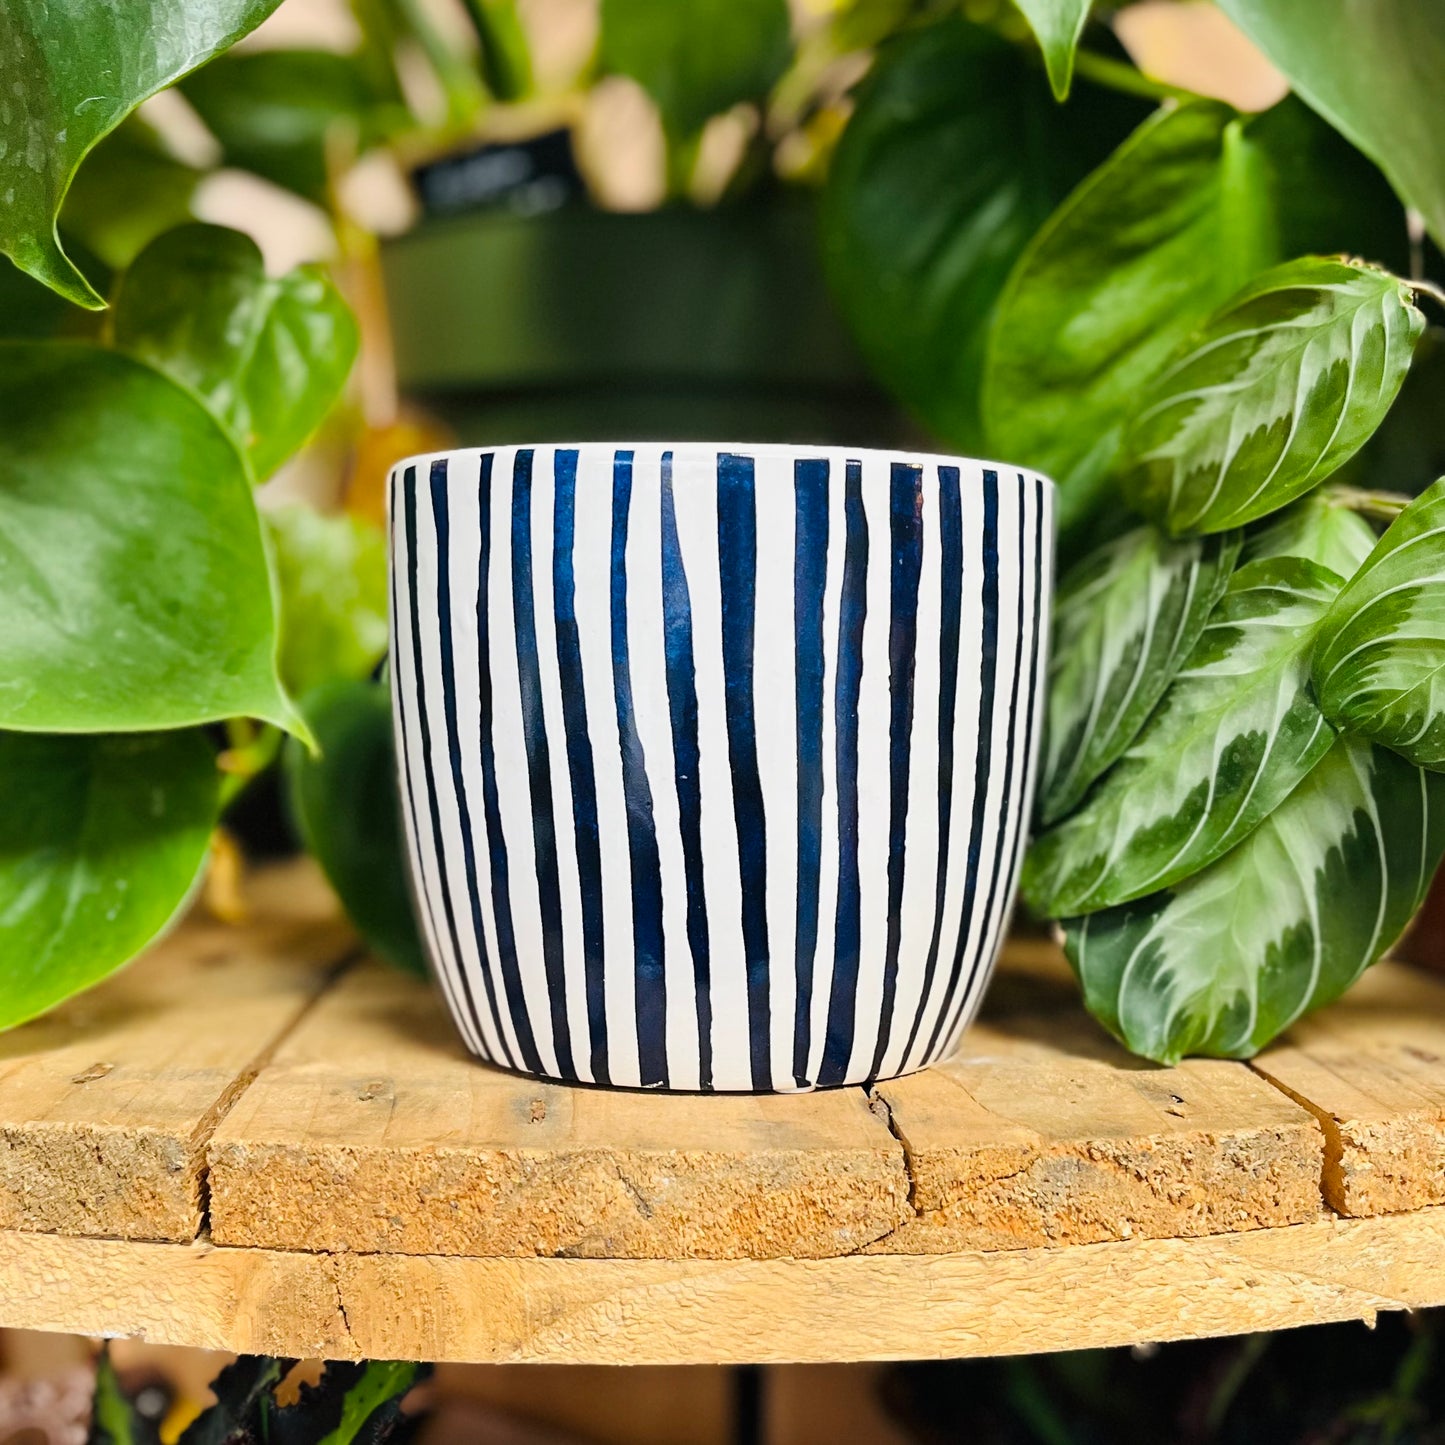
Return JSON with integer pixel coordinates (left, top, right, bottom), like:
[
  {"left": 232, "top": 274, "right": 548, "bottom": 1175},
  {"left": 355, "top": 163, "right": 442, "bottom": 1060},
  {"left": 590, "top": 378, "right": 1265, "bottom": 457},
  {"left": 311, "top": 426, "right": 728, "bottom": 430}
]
[
  {"left": 870, "top": 939, "right": 1324, "bottom": 1253},
  {"left": 1253, "top": 959, "right": 1445, "bottom": 1217},
  {"left": 0, "top": 864, "right": 351, "bottom": 1243},
  {"left": 4, "top": 1210, "right": 1445, "bottom": 1364},
  {"left": 207, "top": 960, "right": 911, "bottom": 1259}
]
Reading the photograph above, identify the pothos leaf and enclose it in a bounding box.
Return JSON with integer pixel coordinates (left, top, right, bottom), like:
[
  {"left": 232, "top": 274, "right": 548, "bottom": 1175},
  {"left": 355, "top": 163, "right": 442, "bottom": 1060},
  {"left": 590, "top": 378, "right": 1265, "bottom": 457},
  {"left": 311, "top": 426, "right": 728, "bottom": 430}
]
[
  {"left": 1015, "top": 0, "right": 1092, "bottom": 100},
  {"left": 1024, "top": 558, "right": 1340, "bottom": 916},
  {"left": 0, "top": 730, "right": 218, "bottom": 1033},
  {"left": 0, "top": 0, "right": 284, "bottom": 308},
  {"left": 1039, "top": 524, "right": 1242, "bottom": 825},
  {"left": 1242, "top": 491, "right": 1378, "bottom": 579},
  {"left": 1121, "top": 258, "right": 1423, "bottom": 536},
  {"left": 113, "top": 225, "right": 358, "bottom": 482},
  {"left": 1065, "top": 736, "right": 1445, "bottom": 1064},
  {"left": 1313, "top": 475, "right": 1445, "bottom": 770}
]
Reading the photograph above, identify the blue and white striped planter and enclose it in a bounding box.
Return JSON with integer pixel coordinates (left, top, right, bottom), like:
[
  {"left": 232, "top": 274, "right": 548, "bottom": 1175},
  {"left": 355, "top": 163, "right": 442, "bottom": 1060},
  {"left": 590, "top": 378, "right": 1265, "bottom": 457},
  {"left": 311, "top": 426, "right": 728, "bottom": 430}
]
[{"left": 389, "top": 444, "right": 1053, "bottom": 1091}]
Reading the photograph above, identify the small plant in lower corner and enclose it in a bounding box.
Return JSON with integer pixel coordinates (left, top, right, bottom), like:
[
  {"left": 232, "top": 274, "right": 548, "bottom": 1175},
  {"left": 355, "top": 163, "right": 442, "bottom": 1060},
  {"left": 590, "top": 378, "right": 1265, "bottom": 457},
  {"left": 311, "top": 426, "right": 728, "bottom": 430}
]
[{"left": 88, "top": 1348, "right": 429, "bottom": 1445}]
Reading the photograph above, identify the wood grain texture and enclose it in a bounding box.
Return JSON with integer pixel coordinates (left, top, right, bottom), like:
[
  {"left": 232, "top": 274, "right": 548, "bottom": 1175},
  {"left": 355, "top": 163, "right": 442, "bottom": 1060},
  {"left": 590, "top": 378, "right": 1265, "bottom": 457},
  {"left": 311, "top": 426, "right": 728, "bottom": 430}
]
[
  {"left": 5, "top": 1210, "right": 1445, "bottom": 1364},
  {"left": 0, "top": 869, "right": 350, "bottom": 1243},
  {"left": 872, "top": 1009, "right": 1325, "bottom": 1253},
  {"left": 207, "top": 962, "right": 911, "bottom": 1259},
  {"left": 1253, "top": 959, "right": 1445, "bottom": 1217}
]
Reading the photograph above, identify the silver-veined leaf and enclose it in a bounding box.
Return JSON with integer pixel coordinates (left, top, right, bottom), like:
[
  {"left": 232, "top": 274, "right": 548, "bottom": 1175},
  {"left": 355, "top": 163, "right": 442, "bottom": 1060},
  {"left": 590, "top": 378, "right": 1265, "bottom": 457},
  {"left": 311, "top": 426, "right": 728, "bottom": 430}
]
[
  {"left": 1313, "top": 475, "right": 1445, "bottom": 769},
  {"left": 1241, "top": 491, "right": 1377, "bottom": 579},
  {"left": 1039, "top": 524, "right": 1242, "bottom": 825},
  {"left": 1122, "top": 258, "right": 1423, "bottom": 536},
  {"left": 1024, "top": 558, "right": 1339, "bottom": 916},
  {"left": 1065, "top": 736, "right": 1445, "bottom": 1064}
]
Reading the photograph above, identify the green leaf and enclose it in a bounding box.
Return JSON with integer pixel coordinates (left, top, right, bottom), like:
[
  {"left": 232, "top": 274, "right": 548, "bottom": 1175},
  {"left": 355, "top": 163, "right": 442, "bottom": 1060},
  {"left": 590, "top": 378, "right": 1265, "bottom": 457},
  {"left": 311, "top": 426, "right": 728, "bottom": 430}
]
[
  {"left": 113, "top": 224, "right": 358, "bottom": 481},
  {"left": 1242, "top": 491, "right": 1378, "bottom": 579},
  {"left": 268, "top": 504, "right": 389, "bottom": 697},
  {"left": 1065, "top": 736, "right": 1445, "bottom": 1063},
  {"left": 60, "top": 118, "right": 202, "bottom": 273},
  {"left": 1313, "top": 475, "right": 1445, "bottom": 770},
  {"left": 1025, "top": 558, "right": 1340, "bottom": 917},
  {"left": 285, "top": 679, "right": 426, "bottom": 977},
  {"left": 89, "top": 1346, "right": 142, "bottom": 1445},
  {"left": 461, "top": 0, "right": 534, "bottom": 102},
  {"left": 1121, "top": 258, "right": 1423, "bottom": 537},
  {"left": 311, "top": 1361, "right": 422, "bottom": 1445},
  {"left": 982, "top": 96, "right": 1410, "bottom": 538},
  {"left": 821, "top": 17, "right": 1147, "bottom": 450},
  {"left": 1039, "top": 524, "right": 1241, "bottom": 825},
  {"left": 597, "top": 0, "right": 792, "bottom": 142},
  {"left": 181, "top": 50, "right": 409, "bottom": 202},
  {"left": 1016, "top": 0, "right": 1091, "bottom": 100},
  {"left": 1217, "top": 0, "right": 1445, "bottom": 251},
  {"left": 0, "top": 730, "right": 218, "bottom": 1033},
  {"left": 0, "top": 0, "right": 284, "bottom": 308},
  {"left": 0, "top": 343, "right": 303, "bottom": 736}
]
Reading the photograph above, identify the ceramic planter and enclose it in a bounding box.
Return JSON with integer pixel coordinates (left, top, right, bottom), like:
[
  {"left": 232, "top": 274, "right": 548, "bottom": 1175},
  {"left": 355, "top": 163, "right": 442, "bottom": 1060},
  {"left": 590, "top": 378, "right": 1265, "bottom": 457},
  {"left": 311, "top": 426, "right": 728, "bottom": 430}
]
[{"left": 389, "top": 443, "right": 1053, "bottom": 1091}]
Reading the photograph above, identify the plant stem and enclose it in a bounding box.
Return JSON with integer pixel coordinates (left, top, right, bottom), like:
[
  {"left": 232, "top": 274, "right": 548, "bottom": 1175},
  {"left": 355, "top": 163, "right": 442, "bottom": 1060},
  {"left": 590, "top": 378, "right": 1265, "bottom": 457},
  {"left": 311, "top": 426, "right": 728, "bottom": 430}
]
[
  {"left": 1410, "top": 277, "right": 1445, "bottom": 315},
  {"left": 1071, "top": 50, "right": 1193, "bottom": 103},
  {"left": 1328, "top": 484, "right": 1412, "bottom": 522}
]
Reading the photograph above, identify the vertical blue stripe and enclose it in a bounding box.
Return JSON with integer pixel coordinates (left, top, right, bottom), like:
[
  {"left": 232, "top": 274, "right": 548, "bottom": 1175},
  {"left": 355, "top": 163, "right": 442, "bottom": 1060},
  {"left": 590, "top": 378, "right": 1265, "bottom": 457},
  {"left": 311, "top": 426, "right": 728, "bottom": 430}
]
[
  {"left": 900, "top": 464, "right": 963, "bottom": 1069},
  {"left": 611, "top": 450, "right": 669, "bottom": 1088},
  {"left": 791, "top": 458, "right": 829, "bottom": 1089},
  {"left": 552, "top": 449, "right": 609, "bottom": 1084},
  {"left": 476, "top": 453, "right": 545, "bottom": 1076},
  {"left": 717, "top": 452, "right": 772, "bottom": 1090},
  {"left": 401, "top": 466, "right": 494, "bottom": 1059},
  {"left": 427, "top": 459, "right": 513, "bottom": 1066},
  {"left": 660, "top": 452, "right": 713, "bottom": 1089},
  {"left": 869, "top": 462, "right": 924, "bottom": 1079},
  {"left": 510, "top": 449, "right": 575, "bottom": 1078},
  {"left": 924, "top": 467, "right": 999, "bottom": 1063},
  {"left": 818, "top": 459, "right": 869, "bottom": 1087},
  {"left": 945, "top": 475, "right": 1028, "bottom": 1048}
]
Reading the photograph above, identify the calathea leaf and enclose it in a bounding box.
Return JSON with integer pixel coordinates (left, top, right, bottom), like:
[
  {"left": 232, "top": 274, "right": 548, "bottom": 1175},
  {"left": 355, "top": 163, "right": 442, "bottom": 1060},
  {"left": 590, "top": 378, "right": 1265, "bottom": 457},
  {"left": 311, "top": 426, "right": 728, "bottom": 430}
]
[
  {"left": 113, "top": 225, "right": 358, "bottom": 482},
  {"left": 1025, "top": 558, "right": 1340, "bottom": 917},
  {"left": 0, "top": 730, "right": 218, "bottom": 1033},
  {"left": 284, "top": 679, "right": 426, "bottom": 977},
  {"left": 1313, "top": 475, "right": 1445, "bottom": 770},
  {"left": 1065, "top": 736, "right": 1445, "bottom": 1064},
  {"left": 0, "top": 343, "right": 306, "bottom": 737},
  {"left": 982, "top": 96, "right": 1409, "bottom": 540},
  {"left": 1242, "top": 491, "right": 1378, "bottom": 580},
  {"left": 1122, "top": 258, "right": 1424, "bottom": 536},
  {"left": 821, "top": 16, "right": 1146, "bottom": 450},
  {"left": 1039, "top": 524, "right": 1242, "bottom": 825},
  {"left": 1015, "top": 0, "right": 1092, "bottom": 100},
  {"left": 0, "top": 0, "right": 284, "bottom": 308},
  {"left": 1217, "top": 0, "right": 1445, "bottom": 251}
]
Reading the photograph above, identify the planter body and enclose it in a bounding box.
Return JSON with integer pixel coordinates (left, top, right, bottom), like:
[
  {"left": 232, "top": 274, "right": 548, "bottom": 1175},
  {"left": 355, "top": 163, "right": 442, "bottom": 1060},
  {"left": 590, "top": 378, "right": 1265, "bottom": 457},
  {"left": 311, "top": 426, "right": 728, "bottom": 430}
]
[
  {"left": 379, "top": 202, "right": 909, "bottom": 447},
  {"left": 389, "top": 443, "right": 1052, "bottom": 1091}
]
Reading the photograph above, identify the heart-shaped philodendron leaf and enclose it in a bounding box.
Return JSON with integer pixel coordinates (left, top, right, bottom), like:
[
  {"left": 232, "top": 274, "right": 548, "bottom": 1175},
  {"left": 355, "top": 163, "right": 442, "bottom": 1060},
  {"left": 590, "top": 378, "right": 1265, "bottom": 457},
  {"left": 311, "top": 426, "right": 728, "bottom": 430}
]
[
  {"left": 1313, "top": 475, "right": 1445, "bottom": 770},
  {"left": 1025, "top": 558, "right": 1341, "bottom": 917},
  {"left": 1039, "top": 524, "right": 1242, "bottom": 825},
  {"left": 1015, "top": 0, "right": 1092, "bottom": 100},
  {"left": 1121, "top": 258, "right": 1424, "bottom": 537},
  {"left": 597, "top": 0, "right": 791, "bottom": 143},
  {"left": 0, "top": 0, "right": 284, "bottom": 308},
  {"left": 0, "top": 729, "right": 219, "bottom": 1031},
  {"left": 113, "top": 225, "right": 358, "bottom": 482},
  {"left": 821, "top": 15, "right": 1146, "bottom": 451},
  {"left": 1241, "top": 490, "right": 1378, "bottom": 580},
  {"left": 982, "top": 97, "right": 1408, "bottom": 540},
  {"left": 0, "top": 343, "right": 306, "bottom": 738},
  {"left": 285, "top": 678, "right": 427, "bottom": 977},
  {"left": 268, "top": 504, "right": 389, "bottom": 699},
  {"left": 1218, "top": 0, "right": 1445, "bottom": 252},
  {"left": 1065, "top": 735, "right": 1445, "bottom": 1064}
]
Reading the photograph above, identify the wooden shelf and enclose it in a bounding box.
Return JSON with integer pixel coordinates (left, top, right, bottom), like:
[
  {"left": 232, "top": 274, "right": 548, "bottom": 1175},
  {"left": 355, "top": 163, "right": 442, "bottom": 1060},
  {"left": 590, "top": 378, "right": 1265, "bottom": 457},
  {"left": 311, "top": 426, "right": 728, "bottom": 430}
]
[{"left": 3, "top": 862, "right": 1445, "bottom": 1364}]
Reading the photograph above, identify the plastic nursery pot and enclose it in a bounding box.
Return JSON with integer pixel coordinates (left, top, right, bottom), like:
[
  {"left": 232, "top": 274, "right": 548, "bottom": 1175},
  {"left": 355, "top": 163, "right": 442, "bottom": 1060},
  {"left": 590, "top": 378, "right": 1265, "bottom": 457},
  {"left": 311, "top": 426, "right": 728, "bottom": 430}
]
[
  {"left": 378, "top": 198, "right": 909, "bottom": 447},
  {"left": 388, "top": 442, "right": 1055, "bottom": 1092}
]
